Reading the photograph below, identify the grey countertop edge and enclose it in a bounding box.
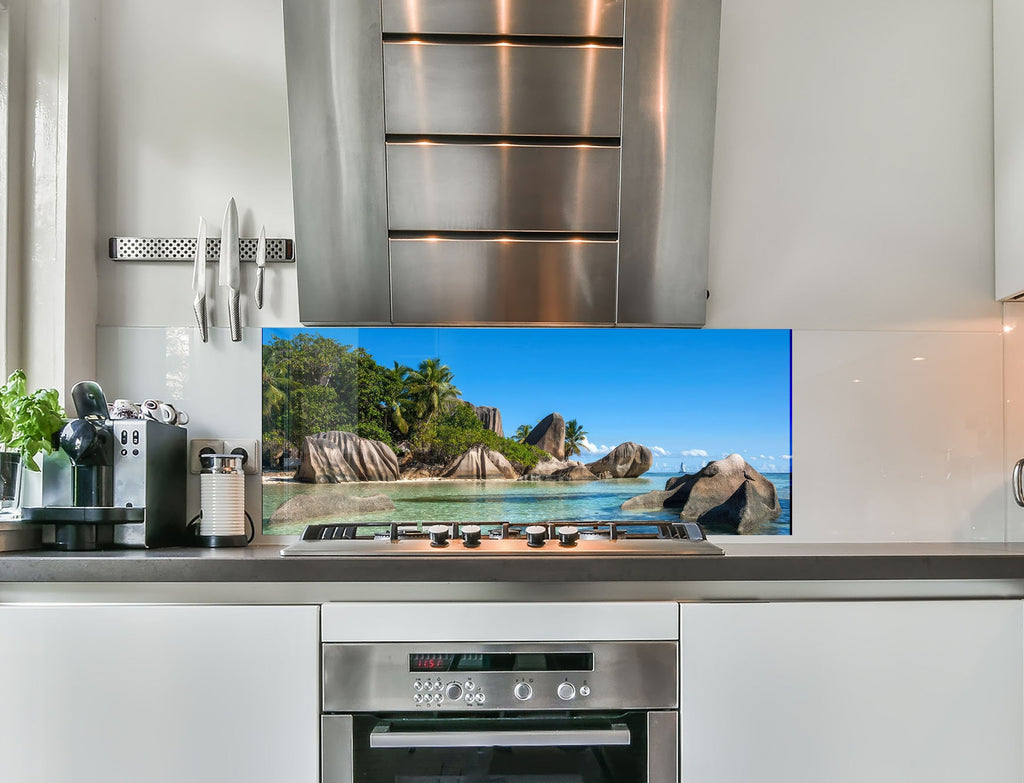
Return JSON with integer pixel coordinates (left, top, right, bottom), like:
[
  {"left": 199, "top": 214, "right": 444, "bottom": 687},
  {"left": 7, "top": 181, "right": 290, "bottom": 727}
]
[{"left": 2, "top": 542, "right": 1024, "bottom": 583}]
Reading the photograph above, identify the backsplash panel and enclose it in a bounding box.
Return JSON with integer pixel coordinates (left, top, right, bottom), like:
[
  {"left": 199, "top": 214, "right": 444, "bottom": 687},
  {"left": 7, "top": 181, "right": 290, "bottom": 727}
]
[
  {"left": 95, "top": 326, "right": 1004, "bottom": 543},
  {"left": 261, "top": 328, "right": 793, "bottom": 536},
  {"left": 793, "top": 330, "right": 1004, "bottom": 541}
]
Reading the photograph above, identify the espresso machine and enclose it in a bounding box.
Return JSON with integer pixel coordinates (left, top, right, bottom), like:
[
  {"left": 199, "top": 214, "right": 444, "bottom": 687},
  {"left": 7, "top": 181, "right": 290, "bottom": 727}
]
[{"left": 22, "top": 381, "right": 187, "bottom": 550}]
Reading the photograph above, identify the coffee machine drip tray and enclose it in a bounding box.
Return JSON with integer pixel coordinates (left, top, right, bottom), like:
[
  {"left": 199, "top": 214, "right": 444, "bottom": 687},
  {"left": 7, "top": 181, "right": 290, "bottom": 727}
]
[
  {"left": 20, "top": 506, "right": 146, "bottom": 551},
  {"left": 21, "top": 507, "right": 145, "bottom": 523}
]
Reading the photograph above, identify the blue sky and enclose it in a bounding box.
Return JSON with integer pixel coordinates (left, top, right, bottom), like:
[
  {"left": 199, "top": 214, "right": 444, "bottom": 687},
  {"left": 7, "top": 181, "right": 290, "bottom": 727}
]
[{"left": 263, "top": 328, "right": 792, "bottom": 474}]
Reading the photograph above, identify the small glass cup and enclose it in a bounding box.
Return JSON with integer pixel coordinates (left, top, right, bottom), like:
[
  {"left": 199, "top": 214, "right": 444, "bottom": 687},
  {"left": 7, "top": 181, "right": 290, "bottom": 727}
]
[{"left": 0, "top": 452, "right": 23, "bottom": 517}]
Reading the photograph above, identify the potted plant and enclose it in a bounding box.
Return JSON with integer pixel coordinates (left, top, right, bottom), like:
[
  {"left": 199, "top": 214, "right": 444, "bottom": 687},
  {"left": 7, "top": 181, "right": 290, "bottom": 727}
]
[{"left": 0, "top": 370, "right": 65, "bottom": 511}]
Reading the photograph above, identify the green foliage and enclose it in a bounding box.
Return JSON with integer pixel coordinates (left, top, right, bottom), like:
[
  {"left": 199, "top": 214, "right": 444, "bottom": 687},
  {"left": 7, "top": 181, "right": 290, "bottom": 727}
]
[
  {"left": 261, "top": 334, "right": 537, "bottom": 472},
  {"left": 260, "top": 433, "right": 291, "bottom": 468},
  {"left": 0, "top": 370, "right": 65, "bottom": 471},
  {"left": 412, "top": 404, "right": 542, "bottom": 470},
  {"left": 293, "top": 384, "right": 343, "bottom": 441},
  {"left": 356, "top": 349, "right": 400, "bottom": 442},
  {"left": 355, "top": 420, "right": 393, "bottom": 447},
  {"left": 404, "top": 358, "right": 462, "bottom": 424},
  {"left": 514, "top": 423, "right": 532, "bottom": 443},
  {"left": 564, "top": 419, "right": 587, "bottom": 459}
]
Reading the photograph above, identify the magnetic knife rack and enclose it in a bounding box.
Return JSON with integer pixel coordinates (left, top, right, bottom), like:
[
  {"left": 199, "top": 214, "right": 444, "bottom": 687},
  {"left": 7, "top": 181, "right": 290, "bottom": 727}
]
[{"left": 108, "top": 237, "right": 295, "bottom": 263}]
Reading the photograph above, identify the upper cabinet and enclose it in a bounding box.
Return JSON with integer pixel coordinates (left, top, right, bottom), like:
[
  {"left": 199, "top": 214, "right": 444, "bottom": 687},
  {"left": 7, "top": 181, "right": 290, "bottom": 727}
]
[
  {"left": 995, "top": 0, "right": 1024, "bottom": 300},
  {"left": 283, "top": 0, "right": 721, "bottom": 327}
]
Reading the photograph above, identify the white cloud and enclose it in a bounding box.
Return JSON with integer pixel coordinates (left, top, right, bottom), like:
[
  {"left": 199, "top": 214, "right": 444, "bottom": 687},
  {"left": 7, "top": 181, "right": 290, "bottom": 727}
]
[
  {"left": 680, "top": 449, "right": 708, "bottom": 457},
  {"left": 579, "top": 437, "right": 610, "bottom": 455},
  {"left": 781, "top": 454, "right": 792, "bottom": 460},
  {"left": 651, "top": 446, "right": 670, "bottom": 457}
]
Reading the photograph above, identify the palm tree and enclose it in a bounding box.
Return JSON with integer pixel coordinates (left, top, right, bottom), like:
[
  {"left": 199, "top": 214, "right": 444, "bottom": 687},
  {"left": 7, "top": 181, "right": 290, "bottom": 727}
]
[
  {"left": 384, "top": 362, "right": 413, "bottom": 435},
  {"left": 404, "top": 358, "right": 462, "bottom": 424},
  {"left": 514, "top": 424, "right": 532, "bottom": 443},
  {"left": 564, "top": 419, "right": 587, "bottom": 460}
]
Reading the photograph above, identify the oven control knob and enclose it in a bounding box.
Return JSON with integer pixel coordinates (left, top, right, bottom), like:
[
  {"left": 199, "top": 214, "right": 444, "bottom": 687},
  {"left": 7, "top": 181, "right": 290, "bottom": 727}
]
[
  {"left": 556, "top": 526, "right": 579, "bottom": 546},
  {"left": 579, "top": 685, "right": 591, "bottom": 697},
  {"left": 525, "top": 525, "right": 547, "bottom": 548},
  {"left": 514, "top": 682, "right": 533, "bottom": 701},
  {"left": 428, "top": 524, "right": 450, "bottom": 547},
  {"left": 557, "top": 682, "right": 576, "bottom": 701},
  {"left": 461, "top": 525, "right": 482, "bottom": 548},
  {"left": 445, "top": 682, "right": 464, "bottom": 701}
]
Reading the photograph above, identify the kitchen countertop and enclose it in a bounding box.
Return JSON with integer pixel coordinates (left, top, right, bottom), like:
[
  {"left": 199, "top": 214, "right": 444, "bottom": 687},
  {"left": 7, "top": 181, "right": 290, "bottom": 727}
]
[{"left": 2, "top": 542, "right": 1024, "bottom": 603}]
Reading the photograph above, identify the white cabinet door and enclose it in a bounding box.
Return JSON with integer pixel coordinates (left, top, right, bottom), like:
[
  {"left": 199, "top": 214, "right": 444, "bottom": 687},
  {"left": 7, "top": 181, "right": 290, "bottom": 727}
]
[
  {"left": 996, "top": 0, "right": 1024, "bottom": 299},
  {"left": 680, "top": 601, "right": 1023, "bottom": 783},
  {"left": 0, "top": 604, "right": 319, "bottom": 783}
]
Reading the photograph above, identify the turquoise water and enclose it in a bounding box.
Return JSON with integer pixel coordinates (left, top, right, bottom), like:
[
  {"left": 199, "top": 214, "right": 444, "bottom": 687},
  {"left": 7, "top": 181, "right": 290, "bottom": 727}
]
[{"left": 263, "top": 472, "right": 792, "bottom": 536}]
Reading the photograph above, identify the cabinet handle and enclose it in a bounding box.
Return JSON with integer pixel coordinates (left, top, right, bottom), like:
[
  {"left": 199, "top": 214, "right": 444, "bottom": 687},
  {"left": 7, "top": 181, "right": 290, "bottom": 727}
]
[
  {"left": 1013, "top": 458, "right": 1024, "bottom": 507},
  {"left": 369, "top": 723, "right": 630, "bottom": 749}
]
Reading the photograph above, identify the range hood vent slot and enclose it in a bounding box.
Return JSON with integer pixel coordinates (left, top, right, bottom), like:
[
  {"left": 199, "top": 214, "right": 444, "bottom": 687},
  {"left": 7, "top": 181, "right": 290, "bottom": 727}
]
[{"left": 284, "top": 0, "right": 721, "bottom": 326}]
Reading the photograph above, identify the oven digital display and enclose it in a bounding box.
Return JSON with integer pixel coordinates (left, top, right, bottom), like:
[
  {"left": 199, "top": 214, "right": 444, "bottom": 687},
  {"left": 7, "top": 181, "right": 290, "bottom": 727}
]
[{"left": 409, "top": 652, "right": 594, "bottom": 673}]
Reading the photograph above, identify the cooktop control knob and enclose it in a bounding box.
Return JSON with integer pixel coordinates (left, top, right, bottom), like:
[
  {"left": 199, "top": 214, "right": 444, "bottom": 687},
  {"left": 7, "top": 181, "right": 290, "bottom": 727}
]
[
  {"left": 445, "top": 682, "right": 463, "bottom": 701},
  {"left": 514, "top": 682, "right": 533, "bottom": 701},
  {"left": 428, "top": 524, "right": 450, "bottom": 547},
  {"left": 525, "top": 525, "right": 547, "bottom": 548},
  {"left": 556, "top": 526, "right": 579, "bottom": 546},
  {"left": 557, "top": 682, "right": 576, "bottom": 701},
  {"left": 461, "top": 524, "right": 481, "bottom": 548}
]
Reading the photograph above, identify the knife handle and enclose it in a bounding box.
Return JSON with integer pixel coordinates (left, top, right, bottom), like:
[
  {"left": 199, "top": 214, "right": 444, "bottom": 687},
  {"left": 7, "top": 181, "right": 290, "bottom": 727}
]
[
  {"left": 255, "top": 267, "right": 265, "bottom": 310},
  {"left": 193, "top": 296, "right": 209, "bottom": 343},
  {"left": 229, "top": 289, "right": 241, "bottom": 342}
]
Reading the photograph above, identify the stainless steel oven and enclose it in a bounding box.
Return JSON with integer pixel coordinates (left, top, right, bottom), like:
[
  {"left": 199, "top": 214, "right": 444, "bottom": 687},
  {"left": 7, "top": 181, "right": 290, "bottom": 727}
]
[{"left": 321, "top": 641, "right": 678, "bottom": 783}]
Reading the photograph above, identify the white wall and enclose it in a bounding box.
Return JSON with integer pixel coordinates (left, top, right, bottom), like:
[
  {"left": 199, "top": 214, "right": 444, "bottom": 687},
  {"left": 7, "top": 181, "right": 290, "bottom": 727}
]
[{"left": 90, "top": 0, "right": 1007, "bottom": 542}]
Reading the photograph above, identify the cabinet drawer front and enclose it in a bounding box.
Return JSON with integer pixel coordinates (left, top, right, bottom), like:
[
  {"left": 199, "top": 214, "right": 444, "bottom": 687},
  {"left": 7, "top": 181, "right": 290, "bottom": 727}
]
[
  {"left": 384, "top": 42, "right": 622, "bottom": 137},
  {"left": 382, "top": 0, "right": 624, "bottom": 37},
  {"left": 390, "top": 238, "right": 617, "bottom": 323},
  {"left": 386, "top": 143, "right": 621, "bottom": 232}
]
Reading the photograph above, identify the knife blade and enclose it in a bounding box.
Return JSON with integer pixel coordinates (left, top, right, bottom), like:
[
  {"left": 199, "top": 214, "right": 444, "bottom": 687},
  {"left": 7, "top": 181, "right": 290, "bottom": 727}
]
[
  {"left": 192, "top": 217, "right": 209, "bottom": 342},
  {"left": 254, "top": 224, "right": 266, "bottom": 310},
  {"left": 219, "top": 197, "right": 241, "bottom": 342}
]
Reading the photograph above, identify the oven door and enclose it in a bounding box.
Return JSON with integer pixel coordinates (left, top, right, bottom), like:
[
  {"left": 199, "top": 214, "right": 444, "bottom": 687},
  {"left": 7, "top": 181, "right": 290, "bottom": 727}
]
[{"left": 323, "top": 711, "right": 677, "bottom": 783}]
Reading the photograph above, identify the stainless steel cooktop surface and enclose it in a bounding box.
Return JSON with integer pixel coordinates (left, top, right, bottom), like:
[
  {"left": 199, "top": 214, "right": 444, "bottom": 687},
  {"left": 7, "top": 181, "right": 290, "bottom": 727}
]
[{"left": 280, "top": 521, "right": 724, "bottom": 557}]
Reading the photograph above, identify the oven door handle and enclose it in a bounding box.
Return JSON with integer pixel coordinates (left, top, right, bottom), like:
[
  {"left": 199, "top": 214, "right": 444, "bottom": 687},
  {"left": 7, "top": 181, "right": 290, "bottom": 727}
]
[{"left": 369, "top": 723, "right": 631, "bottom": 749}]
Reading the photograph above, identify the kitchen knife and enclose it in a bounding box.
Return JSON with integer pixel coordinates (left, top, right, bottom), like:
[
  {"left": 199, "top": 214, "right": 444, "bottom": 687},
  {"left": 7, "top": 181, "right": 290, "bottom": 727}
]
[
  {"left": 219, "top": 197, "right": 241, "bottom": 342},
  {"left": 192, "top": 217, "right": 209, "bottom": 342},
  {"left": 254, "top": 224, "right": 266, "bottom": 310}
]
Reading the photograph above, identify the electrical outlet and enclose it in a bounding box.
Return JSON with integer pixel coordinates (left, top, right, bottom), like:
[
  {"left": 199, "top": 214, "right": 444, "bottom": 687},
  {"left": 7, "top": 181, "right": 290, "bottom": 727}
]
[
  {"left": 189, "top": 439, "right": 224, "bottom": 474},
  {"left": 223, "top": 438, "right": 260, "bottom": 475}
]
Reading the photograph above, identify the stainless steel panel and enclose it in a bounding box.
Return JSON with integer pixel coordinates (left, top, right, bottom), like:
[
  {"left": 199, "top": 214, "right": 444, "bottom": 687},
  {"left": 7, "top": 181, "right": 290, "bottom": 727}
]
[
  {"left": 322, "top": 641, "right": 678, "bottom": 712},
  {"left": 617, "top": 0, "right": 721, "bottom": 326},
  {"left": 382, "top": 0, "right": 624, "bottom": 37},
  {"left": 282, "top": 534, "right": 723, "bottom": 556},
  {"left": 647, "top": 712, "right": 679, "bottom": 783},
  {"left": 384, "top": 42, "right": 623, "bottom": 137},
  {"left": 386, "top": 143, "right": 621, "bottom": 231},
  {"left": 369, "top": 723, "right": 631, "bottom": 748},
  {"left": 283, "top": 0, "right": 392, "bottom": 325},
  {"left": 322, "top": 715, "right": 354, "bottom": 783},
  {"left": 390, "top": 238, "right": 616, "bottom": 324}
]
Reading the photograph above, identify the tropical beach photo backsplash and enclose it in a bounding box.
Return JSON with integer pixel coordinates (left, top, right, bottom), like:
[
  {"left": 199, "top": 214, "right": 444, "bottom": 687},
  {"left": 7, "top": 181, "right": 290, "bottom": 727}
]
[{"left": 261, "top": 328, "right": 792, "bottom": 536}]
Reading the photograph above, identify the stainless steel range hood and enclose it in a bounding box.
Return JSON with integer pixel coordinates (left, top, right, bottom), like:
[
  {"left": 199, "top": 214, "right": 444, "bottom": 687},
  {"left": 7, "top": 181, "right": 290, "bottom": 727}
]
[{"left": 283, "top": 0, "right": 721, "bottom": 326}]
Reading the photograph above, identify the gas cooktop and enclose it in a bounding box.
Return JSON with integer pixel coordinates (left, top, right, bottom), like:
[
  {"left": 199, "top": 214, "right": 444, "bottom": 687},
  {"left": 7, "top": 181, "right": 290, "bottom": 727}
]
[{"left": 280, "top": 520, "right": 724, "bottom": 557}]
